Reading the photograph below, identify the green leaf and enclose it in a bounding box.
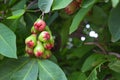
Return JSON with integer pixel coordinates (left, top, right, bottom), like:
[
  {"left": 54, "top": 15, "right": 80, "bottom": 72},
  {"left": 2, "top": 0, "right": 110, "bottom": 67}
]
[
  {"left": 38, "top": 0, "right": 53, "bottom": 13},
  {"left": 46, "top": 12, "right": 58, "bottom": 26},
  {"left": 0, "top": 57, "right": 38, "bottom": 80},
  {"left": 60, "top": 18, "right": 72, "bottom": 48},
  {"left": 69, "top": 5, "right": 93, "bottom": 34},
  {"left": 81, "top": 0, "right": 97, "bottom": 8},
  {"left": 109, "top": 60, "right": 120, "bottom": 73},
  {"left": 11, "top": 59, "right": 38, "bottom": 80},
  {"left": 7, "top": 9, "right": 25, "bottom": 19},
  {"left": 86, "top": 5, "right": 107, "bottom": 25},
  {"left": 0, "top": 57, "right": 29, "bottom": 80},
  {"left": 24, "top": 13, "right": 37, "bottom": 31},
  {"left": 111, "top": 0, "right": 120, "bottom": 8},
  {"left": 87, "top": 69, "right": 98, "bottom": 80},
  {"left": 0, "top": 23, "right": 17, "bottom": 58},
  {"left": 68, "top": 45, "right": 94, "bottom": 59},
  {"left": 81, "top": 54, "right": 105, "bottom": 72},
  {"left": 108, "top": 3, "right": 120, "bottom": 42},
  {"left": 112, "top": 72, "right": 120, "bottom": 80},
  {"left": 2, "top": 19, "right": 20, "bottom": 32},
  {"left": 38, "top": 60, "right": 67, "bottom": 80},
  {"left": 11, "top": 0, "right": 27, "bottom": 10},
  {"left": 68, "top": 72, "right": 87, "bottom": 80},
  {"left": 8, "top": 0, "right": 17, "bottom": 6},
  {"left": 17, "top": 16, "right": 27, "bottom": 39},
  {"left": 52, "top": 0, "right": 72, "bottom": 10}
]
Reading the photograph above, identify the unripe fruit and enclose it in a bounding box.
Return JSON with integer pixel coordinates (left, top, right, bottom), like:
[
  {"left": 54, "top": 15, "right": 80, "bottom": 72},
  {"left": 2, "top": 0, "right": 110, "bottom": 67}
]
[
  {"left": 65, "top": 1, "right": 79, "bottom": 15},
  {"left": 43, "top": 42, "right": 54, "bottom": 50},
  {"left": 25, "top": 46, "right": 33, "bottom": 55},
  {"left": 34, "top": 19, "right": 46, "bottom": 31},
  {"left": 38, "top": 31, "right": 50, "bottom": 42},
  {"left": 31, "top": 26, "right": 38, "bottom": 34},
  {"left": 42, "top": 50, "right": 52, "bottom": 59},
  {"left": 25, "top": 34, "right": 37, "bottom": 48},
  {"left": 34, "top": 41, "right": 44, "bottom": 57},
  {"left": 43, "top": 36, "right": 54, "bottom": 50}
]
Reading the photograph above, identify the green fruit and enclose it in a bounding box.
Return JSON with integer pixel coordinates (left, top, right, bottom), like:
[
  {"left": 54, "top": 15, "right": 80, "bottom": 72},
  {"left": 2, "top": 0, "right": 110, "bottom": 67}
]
[
  {"left": 25, "top": 46, "right": 33, "bottom": 56},
  {"left": 34, "top": 41, "right": 44, "bottom": 57},
  {"left": 38, "top": 31, "right": 50, "bottom": 42},
  {"left": 42, "top": 50, "right": 52, "bottom": 59},
  {"left": 31, "top": 26, "right": 38, "bottom": 34},
  {"left": 25, "top": 34, "right": 37, "bottom": 48}
]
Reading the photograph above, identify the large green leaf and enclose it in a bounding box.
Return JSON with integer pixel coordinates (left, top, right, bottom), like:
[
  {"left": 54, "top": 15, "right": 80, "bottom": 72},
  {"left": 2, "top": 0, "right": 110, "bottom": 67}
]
[
  {"left": 2, "top": 19, "right": 20, "bottom": 32},
  {"left": 11, "top": 0, "right": 27, "bottom": 10},
  {"left": 0, "top": 57, "right": 29, "bottom": 80},
  {"left": 81, "top": 0, "right": 97, "bottom": 8},
  {"left": 38, "top": 60, "right": 67, "bottom": 80},
  {"left": 109, "top": 60, "right": 120, "bottom": 73},
  {"left": 85, "top": 58, "right": 105, "bottom": 80},
  {"left": 7, "top": 9, "right": 25, "bottom": 19},
  {"left": 0, "top": 57, "right": 38, "bottom": 80},
  {"left": 108, "top": 3, "right": 120, "bottom": 42},
  {"left": 69, "top": 5, "right": 93, "bottom": 34},
  {"left": 52, "top": 0, "right": 72, "bottom": 10},
  {"left": 11, "top": 59, "right": 38, "bottom": 80},
  {"left": 0, "top": 23, "right": 17, "bottom": 58},
  {"left": 38, "top": 0, "right": 53, "bottom": 13},
  {"left": 81, "top": 54, "right": 105, "bottom": 72}
]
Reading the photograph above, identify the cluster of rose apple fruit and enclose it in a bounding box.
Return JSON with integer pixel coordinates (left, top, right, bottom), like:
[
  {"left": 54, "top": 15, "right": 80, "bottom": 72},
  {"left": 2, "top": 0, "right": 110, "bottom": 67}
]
[{"left": 25, "top": 19, "right": 54, "bottom": 59}]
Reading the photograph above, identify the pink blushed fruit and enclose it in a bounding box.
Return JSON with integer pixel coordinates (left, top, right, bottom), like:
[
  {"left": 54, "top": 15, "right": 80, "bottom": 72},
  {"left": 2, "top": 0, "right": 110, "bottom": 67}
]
[
  {"left": 34, "top": 41, "right": 44, "bottom": 57},
  {"left": 43, "top": 42, "right": 54, "bottom": 50},
  {"left": 25, "top": 46, "right": 33, "bottom": 56},
  {"left": 42, "top": 50, "right": 52, "bottom": 59},
  {"left": 38, "top": 31, "right": 50, "bottom": 42},
  {"left": 34, "top": 19, "right": 46, "bottom": 31},
  {"left": 25, "top": 34, "right": 37, "bottom": 48},
  {"left": 31, "top": 26, "right": 38, "bottom": 34},
  {"left": 35, "top": 51, "right": 43, "bottom": 57}
]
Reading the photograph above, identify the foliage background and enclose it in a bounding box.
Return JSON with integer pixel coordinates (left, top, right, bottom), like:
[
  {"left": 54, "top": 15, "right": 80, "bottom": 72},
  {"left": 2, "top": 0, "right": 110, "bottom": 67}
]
[{"left": 0, "top": 0, "right": 120, "bottom": 80}]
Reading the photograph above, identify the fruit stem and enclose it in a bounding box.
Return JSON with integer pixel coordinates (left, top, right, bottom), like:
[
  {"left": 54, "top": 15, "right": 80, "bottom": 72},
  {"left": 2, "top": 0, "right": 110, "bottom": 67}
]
[{"left": 41, "top": 12, "right": 45, "bottom": 20}]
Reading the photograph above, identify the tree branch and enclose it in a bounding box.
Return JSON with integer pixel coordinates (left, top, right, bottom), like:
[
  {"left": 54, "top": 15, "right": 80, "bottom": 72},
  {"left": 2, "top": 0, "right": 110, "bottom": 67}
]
[
  {"left": 27, "top": 0, "right": 38, "bottom": 9},
  {"left": 84, "top": 42, "right": 120, "bottom": 58},
  {"left": 84, "top": 42, "right": 107, "bottom": 54}
]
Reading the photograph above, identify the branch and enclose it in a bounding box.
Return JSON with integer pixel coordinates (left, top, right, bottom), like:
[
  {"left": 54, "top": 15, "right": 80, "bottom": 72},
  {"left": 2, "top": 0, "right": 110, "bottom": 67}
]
[
  {"left": 108, "top": 52, "right": 120, "bottom": 58},
  {"left": 27, "top": 0, "right": 38, "bottom": 9},
  {"left": 84, "top": 42, "right": 120, "bottom": 58},
  {"left": 84, "top": 42, "right": 107, "bottom": 54}
]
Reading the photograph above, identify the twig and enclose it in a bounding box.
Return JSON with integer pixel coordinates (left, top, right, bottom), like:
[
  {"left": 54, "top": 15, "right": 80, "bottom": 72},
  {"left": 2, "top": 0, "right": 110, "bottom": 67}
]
[
  {"left": 27, "top": 0, "right": 38, "bottom": 9},
  {"left": 108, "top": 52, "right": 120, "bottom": 58},
  {"left": 84, "top": 42, "right": 120, "bottom": 58},
  {"left": 26, "top": 9, "right": 40, "bottom": 13},
  {"left": 41, "top": 12, "right": 45, "bottom": 20},
  {"left": 84, "top": 42, "right": 107, "bottom": 54}
]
